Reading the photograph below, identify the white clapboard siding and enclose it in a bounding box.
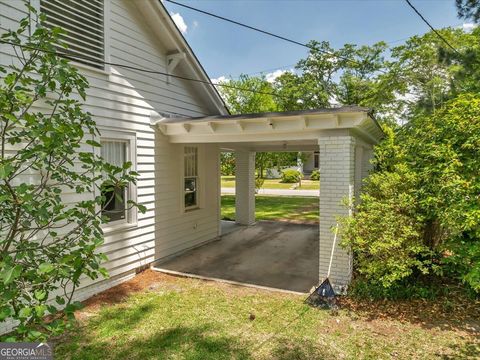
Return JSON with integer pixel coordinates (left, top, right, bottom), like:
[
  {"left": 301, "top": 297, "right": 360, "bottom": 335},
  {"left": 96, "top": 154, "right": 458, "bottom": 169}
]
[{"left": 0, "top": 0, "right": 223, "bottom": 324}]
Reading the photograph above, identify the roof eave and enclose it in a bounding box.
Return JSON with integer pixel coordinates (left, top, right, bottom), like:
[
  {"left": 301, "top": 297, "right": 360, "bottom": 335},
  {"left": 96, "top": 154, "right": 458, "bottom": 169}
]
[{"left": 135, "top": 0, "right": 229, "bottom": 115}]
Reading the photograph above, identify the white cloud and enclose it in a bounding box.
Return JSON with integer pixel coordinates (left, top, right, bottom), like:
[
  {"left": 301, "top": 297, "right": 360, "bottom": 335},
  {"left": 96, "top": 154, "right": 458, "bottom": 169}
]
[
  {"left": 170, "top": 12, "right": 188, "bottom": 34},
  {"left": 193, "top": 20, "right": 199, "bottom": 29},
  {"left": 462, "top": 23, "right": 478, "bottom": 32},
  {"left": 265, "top": 69, "right": 293, "bottom": 83},
  {"left": 211, "top": 76, "right": 229, "bottom": 84}
]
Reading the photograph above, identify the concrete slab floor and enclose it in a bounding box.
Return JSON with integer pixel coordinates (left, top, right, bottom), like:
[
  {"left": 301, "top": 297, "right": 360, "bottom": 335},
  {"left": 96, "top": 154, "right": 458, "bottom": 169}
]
[{"left": 157, "top": 221, "right": 319, "bottom": 293}]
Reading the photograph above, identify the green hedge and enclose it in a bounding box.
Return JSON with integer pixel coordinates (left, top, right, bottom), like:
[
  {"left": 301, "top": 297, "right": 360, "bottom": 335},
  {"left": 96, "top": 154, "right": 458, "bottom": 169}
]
[{"left": 280, "top": 169, "right": 302, "bottom": 183}]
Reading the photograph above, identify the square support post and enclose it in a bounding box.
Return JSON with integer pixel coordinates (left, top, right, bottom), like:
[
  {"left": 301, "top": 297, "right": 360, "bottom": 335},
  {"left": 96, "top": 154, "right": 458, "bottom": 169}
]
[
  {"left": 235, "top": 150, "right": 256, "bottom": 225},
  {"left": 318, "top": 135, "right": 355, "bottom": 289}
]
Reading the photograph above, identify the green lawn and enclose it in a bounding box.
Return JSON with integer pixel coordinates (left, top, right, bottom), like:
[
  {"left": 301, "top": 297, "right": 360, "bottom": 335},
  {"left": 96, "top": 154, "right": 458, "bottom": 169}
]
[
  {"left": 221, "top": 195, "right": 318, "bottom": 223},
  {"left": 54, "top": 270, "right": 480, "bottom": 360},
  {"left": 221, "top": 176, "right": 319, "bottom": 191}
]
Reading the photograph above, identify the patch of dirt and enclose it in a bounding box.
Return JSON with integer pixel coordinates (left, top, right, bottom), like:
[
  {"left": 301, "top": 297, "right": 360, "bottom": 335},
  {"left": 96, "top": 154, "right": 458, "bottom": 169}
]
[
  {"left": 80, "top": 270, "right": 168, "bottom": 311},
  {"left": 339, "top": 296, "right": 480, "bottom": 335}
]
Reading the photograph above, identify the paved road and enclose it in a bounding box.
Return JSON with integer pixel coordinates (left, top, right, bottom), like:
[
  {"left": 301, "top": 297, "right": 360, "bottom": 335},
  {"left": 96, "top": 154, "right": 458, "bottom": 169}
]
[{"left": 221, "top": 187, "right": 319, "bottom": 197}]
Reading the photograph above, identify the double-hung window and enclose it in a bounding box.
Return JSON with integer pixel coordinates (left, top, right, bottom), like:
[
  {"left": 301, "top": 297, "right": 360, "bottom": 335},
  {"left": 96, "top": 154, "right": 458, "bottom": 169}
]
[
  {"left": 100, "top": 132, "right": 137, "bottom": 227},
  {"left": 184, "top": 146, "right": 198, "bottom": 210},
  {"left": 40, "top": 0, "right": 105, "bottom": 69}
]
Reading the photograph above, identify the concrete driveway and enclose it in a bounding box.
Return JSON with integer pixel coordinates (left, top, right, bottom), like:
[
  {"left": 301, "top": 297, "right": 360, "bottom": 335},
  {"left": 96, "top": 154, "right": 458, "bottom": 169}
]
[{"left": 156, "top": 221, "right": 319, "bottom": 293}]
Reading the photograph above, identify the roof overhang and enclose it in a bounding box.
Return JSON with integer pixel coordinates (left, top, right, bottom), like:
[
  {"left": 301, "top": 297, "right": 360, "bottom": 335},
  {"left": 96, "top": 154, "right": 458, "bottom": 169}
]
[
  {"left": 152, "top": 107, "right": 384, "bottom": 145},
  {"left": 134, "top": 0, "right": 229, "bottom": 115}
]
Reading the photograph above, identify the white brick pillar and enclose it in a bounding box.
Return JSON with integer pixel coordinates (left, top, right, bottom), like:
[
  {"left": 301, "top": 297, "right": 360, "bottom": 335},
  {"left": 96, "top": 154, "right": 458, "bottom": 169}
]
[
  {"left": 235, "top": 150, "right": 256, "bottom": 225},
  {"left": 318, "top": 135, "right": 355, "bottom": 288}
]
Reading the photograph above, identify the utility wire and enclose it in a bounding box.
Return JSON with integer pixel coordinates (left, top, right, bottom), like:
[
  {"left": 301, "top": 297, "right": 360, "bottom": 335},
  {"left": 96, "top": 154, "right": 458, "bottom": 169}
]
[
  {"left": 166, "top": 0, "right": 312, "bottom": 49},
  {"left": 404, "top": 0, "right": 462, "bottom": 56},
  {"left": 0, "top": 39, "right": 291, "bottom": 101},
  {"left": 165, "top": 0, "right": 385, "bottom": 73},
  {"left": 230, "top": 20, "right": 465, "bottom": 80}
]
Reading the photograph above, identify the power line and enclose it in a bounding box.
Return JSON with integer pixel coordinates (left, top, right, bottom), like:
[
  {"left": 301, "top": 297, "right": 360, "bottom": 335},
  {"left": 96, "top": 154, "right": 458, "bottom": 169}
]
[
  {"left": 0, "top": 39, "right": 291, "bottom": 101},
  {"left": 165, "top": 0, "right": 383, "bottom": 73},
  {"left": 228, "top": 19, "right": 466, "bottom": 80},
  {"left": 166, "top": 0, "right": 311, "bottom": 49},
  {"left": 404, "top": 0, "right": 462, "bottom": 56}
]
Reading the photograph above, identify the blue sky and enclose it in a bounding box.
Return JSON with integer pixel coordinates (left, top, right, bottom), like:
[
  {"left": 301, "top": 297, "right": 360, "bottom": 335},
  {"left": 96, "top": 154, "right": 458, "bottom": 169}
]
[{"left": 164, "top": 0, "right": 469, "bottom": 80}]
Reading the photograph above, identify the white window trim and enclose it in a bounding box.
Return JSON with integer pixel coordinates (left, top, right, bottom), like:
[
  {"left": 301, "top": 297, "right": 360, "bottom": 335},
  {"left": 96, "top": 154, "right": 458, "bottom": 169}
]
[
  {"left": 183, "top": 145, "right": 202, "bottom": 213},
  {"left": 96, "top": 129, "right": 138, "bottom": 234},
  {"left": 182, "top": 145, "right": 200, "bottom": 212}
]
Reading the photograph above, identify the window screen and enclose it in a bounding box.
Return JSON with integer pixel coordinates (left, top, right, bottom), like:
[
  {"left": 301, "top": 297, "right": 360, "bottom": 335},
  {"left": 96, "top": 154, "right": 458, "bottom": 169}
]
[
  {"left": 184, "top": 146, "right": 198, "bottom": 209},
  {"left": 101, "top": 140, "right": 127, "bottom": 223}
]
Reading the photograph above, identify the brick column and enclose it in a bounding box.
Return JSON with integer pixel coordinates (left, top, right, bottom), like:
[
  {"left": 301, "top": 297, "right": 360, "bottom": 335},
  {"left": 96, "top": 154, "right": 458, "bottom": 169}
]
[
  {"left": 235, "top": 150, "right": 256, "bottom": 225},
  {"left": 318, "top": 136, "right": 355, "bottom": 288}
]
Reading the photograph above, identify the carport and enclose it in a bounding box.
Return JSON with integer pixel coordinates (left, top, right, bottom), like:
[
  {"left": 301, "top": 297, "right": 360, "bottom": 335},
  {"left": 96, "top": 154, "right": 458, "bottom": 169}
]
[
  {"left": 159, "top": 221, "right": 318, "bottom": 293},
  {"left": 152, "top": 106, "right": 383, "bottom": 291}
]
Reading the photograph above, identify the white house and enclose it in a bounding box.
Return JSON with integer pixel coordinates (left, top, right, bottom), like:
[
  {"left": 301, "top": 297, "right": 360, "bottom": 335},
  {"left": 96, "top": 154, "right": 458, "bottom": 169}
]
[{"left": 0, "top": 0, "right": 383, "bottom": 334}]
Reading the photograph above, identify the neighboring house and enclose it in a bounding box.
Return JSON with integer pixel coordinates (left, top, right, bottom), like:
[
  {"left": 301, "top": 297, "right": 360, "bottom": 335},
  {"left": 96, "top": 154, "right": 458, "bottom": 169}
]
[
  {"left": 264, "top": 151, "right": 318, "bottom": 178},
  {"left": 0, "top": 0, "right": 383, "bottom": 334},
  {"left": 302, "top": 151, "right": 319, "bottom": 175}
]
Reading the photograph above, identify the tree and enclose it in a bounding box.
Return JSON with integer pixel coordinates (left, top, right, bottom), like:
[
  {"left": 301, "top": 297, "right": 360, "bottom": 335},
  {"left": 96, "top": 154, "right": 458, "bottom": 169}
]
[
  {"left": 216, "top": 75, "right": 277, "bottom": 115},
  {"left": 342, "top": 94, "right": 480, "bottom": 293},
  {"left": 220, "top": 152, "right": 235, "bottom": 176},
  {"left": 0, "top": 10, "right": 143, "bottom": 340},
  {"left": 456, "top": 0, "right": 480, "bottom": 23}
]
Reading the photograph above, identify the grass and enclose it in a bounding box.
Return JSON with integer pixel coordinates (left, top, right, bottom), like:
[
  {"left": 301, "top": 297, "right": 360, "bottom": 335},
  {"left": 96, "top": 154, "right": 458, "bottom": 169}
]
[
  {"left": 221, "top": 176, "right": 319, "bottom": 191},
  {"left": 54, "top": 270, "right": 480, "bottom": 360},
  {"left": 221, "top": 195, "right": 318, "bottom": 223}
]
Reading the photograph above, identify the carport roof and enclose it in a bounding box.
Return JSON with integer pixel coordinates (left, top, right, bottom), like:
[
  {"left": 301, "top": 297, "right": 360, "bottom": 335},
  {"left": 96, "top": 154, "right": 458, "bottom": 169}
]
[
  {"left": 158, "top": 105, "right": 373, "bottom": 124},
  {"left": 151, "top": 106, "right": 384, "bottom": 145}
]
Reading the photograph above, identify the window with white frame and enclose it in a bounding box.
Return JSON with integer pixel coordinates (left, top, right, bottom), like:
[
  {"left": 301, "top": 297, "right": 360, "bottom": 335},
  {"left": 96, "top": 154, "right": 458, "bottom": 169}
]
[
  {"left": 100, "top": 133, "right": 136, "bottom": 225},
  {"left": 314, "top": 151, "right": 319, "bottom": 169},
  {"left": 40, "top": 0, "right": 105, "bottom": 69},
  {"left": 184, "top": 146, "right": 198, "bottom": 210}
]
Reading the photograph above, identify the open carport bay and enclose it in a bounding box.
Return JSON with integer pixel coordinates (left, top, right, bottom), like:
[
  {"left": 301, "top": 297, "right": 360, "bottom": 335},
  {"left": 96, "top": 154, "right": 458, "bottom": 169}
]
[{"left": 155, "top": 221, "right": 319, "bottom": 293}]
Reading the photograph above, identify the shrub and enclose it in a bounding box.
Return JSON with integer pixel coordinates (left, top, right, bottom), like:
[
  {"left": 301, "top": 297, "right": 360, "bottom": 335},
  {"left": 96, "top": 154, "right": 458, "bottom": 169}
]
[
  {"left": 0, "top": 10, "right": 143, "bottom": 340},
  {"left": 340, "top": 163, "right": 430, "bottom": 288},
  {"left": 341, "top": 94, "right": 480, "bottom": 295},
  {"left": 255, "top": 177, "right": 265, "bottom": 193},
  {"left": 280, "top": 169, "right": 302, "bottom": 183},
  {"left": 310, "top": 169, "right": 320, "bottom": 180}
]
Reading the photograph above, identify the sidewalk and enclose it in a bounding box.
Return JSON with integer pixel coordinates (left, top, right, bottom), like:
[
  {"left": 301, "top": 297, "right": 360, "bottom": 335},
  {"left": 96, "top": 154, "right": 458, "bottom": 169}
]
[{"left": 221, "top": 187, "right": 319, "bottom": 197}]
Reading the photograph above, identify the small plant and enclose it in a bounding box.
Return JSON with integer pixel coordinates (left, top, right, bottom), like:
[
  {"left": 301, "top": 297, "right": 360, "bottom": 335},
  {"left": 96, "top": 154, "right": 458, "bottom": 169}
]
[
  {"left": 255, "top": 177, "right": 265, "bottom": 193},
  {"left": 280, "top": 169, "right": 302, "bottom": 183},
  {"left": 310, "top": 169, "right": 320, "bottom": 180}
]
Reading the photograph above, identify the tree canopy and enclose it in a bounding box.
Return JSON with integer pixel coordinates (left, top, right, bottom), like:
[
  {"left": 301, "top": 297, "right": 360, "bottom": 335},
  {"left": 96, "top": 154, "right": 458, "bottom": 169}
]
[{"left": 216, "top": 23, "right": 480, "bottom": 296}]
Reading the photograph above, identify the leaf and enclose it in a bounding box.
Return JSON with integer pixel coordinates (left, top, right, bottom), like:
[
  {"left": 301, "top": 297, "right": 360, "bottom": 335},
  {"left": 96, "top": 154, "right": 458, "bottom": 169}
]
[
  {"left": 18, "top": 307, "right": 32, "bottom": 319},
  {"left": 34, "top": 289, "right": 47, "bottom": 301},
  {"left": 86, "top": 139, "right": 101, "bottom": 147},
  {"left": 38, "top": 263, "right": 54, "bottom": 275},
  {"left": 0, "top": 307, "right": 12, "bottom": 321},
  {"left": 55, "top": 296, "right": 65, "bottom": 305},
  {"left": 1, "top": 265, "right": 22, "bottom": 285},
  {"left": 0, "top": 164, "right": 14, "bottom": 179}
]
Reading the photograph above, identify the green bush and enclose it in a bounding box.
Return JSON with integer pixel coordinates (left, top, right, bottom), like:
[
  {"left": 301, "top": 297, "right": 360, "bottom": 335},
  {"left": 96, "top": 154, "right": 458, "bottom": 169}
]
[
  {"left": 341, "top": 94, "right": 480, "bottom": 295},
  {"left": 255, "top": 177, "right": 265, "bottom": 192},
  {"left": 310, "top": 169, "right": 320, "bottom": 180},
  {"left": 340, "top": 163, "right": 430, "bottom": 288},
  {"left": 348, "top": 275, "right": 461, "bottom": 301},
  {"left": 280, "top": 169, "right": 302, "bottom": 183}
]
